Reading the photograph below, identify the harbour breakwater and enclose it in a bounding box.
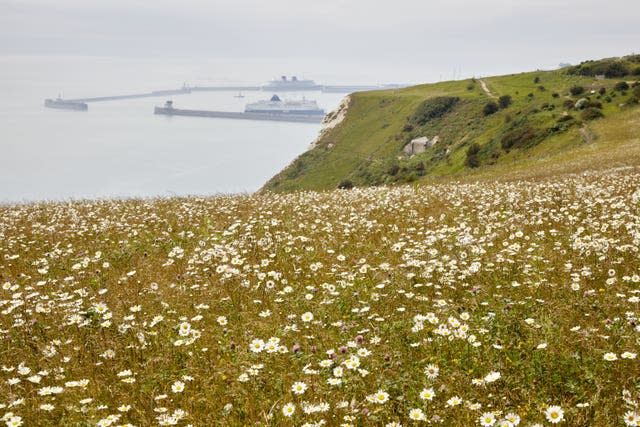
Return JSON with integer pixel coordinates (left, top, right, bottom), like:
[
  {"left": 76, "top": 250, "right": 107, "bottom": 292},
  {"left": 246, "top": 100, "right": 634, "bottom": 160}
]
[
  {"left": 154, "top": 106, "right": 324, "bottom": 123},
  {"left": 53, "top": 83, "right": 403, "bottom": 106}
]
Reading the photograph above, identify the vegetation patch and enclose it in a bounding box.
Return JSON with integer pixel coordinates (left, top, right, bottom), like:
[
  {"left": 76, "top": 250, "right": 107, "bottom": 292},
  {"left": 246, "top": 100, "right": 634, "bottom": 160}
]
[
  {"left": 501, "top": 124, "right": 541, "bottom": 151},
  {"left": 581, "top": 107, "right": 605, "bottom": 121},
  {"left": 409, "top": 96, "right": 459, "bottom": 126}
]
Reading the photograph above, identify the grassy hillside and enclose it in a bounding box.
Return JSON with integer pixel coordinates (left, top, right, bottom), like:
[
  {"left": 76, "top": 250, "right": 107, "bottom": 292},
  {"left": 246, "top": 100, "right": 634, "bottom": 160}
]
[
  {"left": 264, "top": 55, "right": 640, "bottom": 192},
  {"left": 2, "top": 168, "right": 640, "bottom": 425}
]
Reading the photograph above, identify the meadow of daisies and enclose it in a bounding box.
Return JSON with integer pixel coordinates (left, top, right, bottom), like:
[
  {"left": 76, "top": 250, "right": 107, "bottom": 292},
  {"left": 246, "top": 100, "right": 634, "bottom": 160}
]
[{"left": 2, "top": 167, "right": 640, "bottom": 426}]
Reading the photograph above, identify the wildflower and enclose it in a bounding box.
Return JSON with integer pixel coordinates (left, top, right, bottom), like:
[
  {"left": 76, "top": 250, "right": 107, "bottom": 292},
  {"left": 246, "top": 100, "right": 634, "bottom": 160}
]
[
  {"left": 603, "top": 352, "right": 618, "bottom": 361},
  {"left": 172, "top": 381, "right": 185, "bottom": 393},
  {"left": 291, "top": 381, "right": 307, "bottom": 395},
  {"left": 372, "top": 390, "right": 389, "bottom": 404},
  {"left": 479, "top": 412, "right": 496, "bottom": 426},
  {"left": 419, "top": 388, "right": 435, "bottom": 400},
  {"left": 424, "top": 364, "right": 439, "bottom": 379},
  {"left": 5, "top": 416, "right": 23, "bottom": 427},
  {"left": 484, "top": 371, "right": 501, "bottom": 383},
  {"left": 301, "top": 312, "right": 314, "bottom": 322},
  {"left": 216, "top": 316, "right": 228, "bottom": 326},
  {"left": 409, "top": 408, "right": 426, "bottom": 421},
  {"left": 624, "top": 411, "right": 640, "bottom": 426},
  {"left": 282, "top": 403, "right": 295, "bottom": 417},
  {"left": 504, "top": 413, "right": 520, "bottom": 425},
  {"left": 446, "top": 396, "right": 462, "bottom": 407},
  {"left": 544, "top": 405, "right": 564, "bottom": 424},
  {"left": 249, "top": 339, "right": 265, "bottom": 353}
]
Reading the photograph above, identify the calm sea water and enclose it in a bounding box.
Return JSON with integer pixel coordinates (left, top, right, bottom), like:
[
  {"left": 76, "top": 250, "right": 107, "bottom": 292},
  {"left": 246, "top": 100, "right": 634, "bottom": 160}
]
[{"left": 0, "top": 56, "right": 356, "bottom": 203}]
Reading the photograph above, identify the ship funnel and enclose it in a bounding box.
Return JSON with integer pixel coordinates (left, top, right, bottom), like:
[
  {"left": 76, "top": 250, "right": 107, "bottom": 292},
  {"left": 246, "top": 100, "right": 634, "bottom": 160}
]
[{"left": 281, "top": 76, "right": 287, "bottom": 81}]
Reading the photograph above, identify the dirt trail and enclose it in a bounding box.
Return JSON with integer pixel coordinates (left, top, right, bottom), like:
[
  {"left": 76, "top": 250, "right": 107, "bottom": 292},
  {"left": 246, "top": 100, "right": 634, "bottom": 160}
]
[{"left": 479, "top": 79, "right": 498, "bottom": 99}]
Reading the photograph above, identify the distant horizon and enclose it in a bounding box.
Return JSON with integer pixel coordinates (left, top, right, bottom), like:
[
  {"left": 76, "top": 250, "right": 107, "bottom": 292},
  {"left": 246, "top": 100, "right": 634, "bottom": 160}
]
[
  {"left": 2, "top": 0, "right": 639, "bottom": 86},
  {"left": 2, "top": 49, "right": 636, "bottom": 89}
]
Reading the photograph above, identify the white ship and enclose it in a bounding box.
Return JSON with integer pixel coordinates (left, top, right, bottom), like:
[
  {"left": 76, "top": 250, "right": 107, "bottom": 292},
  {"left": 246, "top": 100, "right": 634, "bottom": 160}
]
[
  {"left": 263, "top": 76, "right": 321, "bottom": 91},
  {"left": 244, "top": 95, "right": 325, "bottom": 116}
]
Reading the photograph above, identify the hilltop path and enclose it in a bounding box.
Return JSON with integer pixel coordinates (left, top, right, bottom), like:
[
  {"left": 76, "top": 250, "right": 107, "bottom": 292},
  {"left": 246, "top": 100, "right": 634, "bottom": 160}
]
[{"left": 479, "top": 79, "right": 498, "bottom": 99}]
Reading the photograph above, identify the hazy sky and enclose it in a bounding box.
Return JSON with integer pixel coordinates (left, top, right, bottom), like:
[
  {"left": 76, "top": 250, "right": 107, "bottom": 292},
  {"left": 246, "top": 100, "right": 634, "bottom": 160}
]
[{"left": 1, "top": 0, "right": 639, "bottom": 80}]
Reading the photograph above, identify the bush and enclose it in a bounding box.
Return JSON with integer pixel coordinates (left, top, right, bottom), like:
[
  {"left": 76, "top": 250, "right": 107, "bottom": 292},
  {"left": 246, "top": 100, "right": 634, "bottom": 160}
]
[
  {"left": 614, "top": 81, "right": 630, "bottom": 91},
  {"left": 501, "top": 125, "right": 540, "bottom": 151},
  {"left": 534, "top": 76, "right": 540, "bottom": 83},
  {"left": 465, "top": 143, "right": 481, "bottom": 168},
  {"left": 633, "top": 67, "right": 640, "bottom": 76},
  {"left": 483, "top": 101, "right": 499, "bottom": 116},
  {"left": 570, "top": 85, "right": 585, "bottom": 96},
  {"left": 337, "top": 179, "right": 354, "bottom": 189},
  {"left": 409, "top": 96, "right": 459, "bottom": 126},
  {"left": 598, "top": 87, "right": 607, "bottom": 95},
  {"left": 563, "top": 99, "right": 576, "bottom": 109},
  {"left": 552, "top": 92, "right": 560, "bottom": 98},
  {"left": 604, "top": 62, "right": 629, "bottom": 78},
  {"left": 580, "top": 108, "right": 604, "bottom": 121},
  {"left": 498, "top": 95, "right": 512, "bottom": 109}
]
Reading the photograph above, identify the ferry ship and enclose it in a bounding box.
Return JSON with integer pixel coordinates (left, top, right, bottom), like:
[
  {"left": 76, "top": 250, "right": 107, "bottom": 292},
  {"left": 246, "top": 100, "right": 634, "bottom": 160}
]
[
  {"left": 263, "top": 76, "right": 321, "bottom": 91},
  {"left": 244, "top": 95, "right": 325, "bottom": 115},
  {"left": 44, "top": 97, "right": 88, "bottom": 111}
]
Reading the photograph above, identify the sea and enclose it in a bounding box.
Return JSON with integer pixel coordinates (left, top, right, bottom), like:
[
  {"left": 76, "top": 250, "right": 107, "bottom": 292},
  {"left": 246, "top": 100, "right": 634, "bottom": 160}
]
[{"left": 0, "top": 55, "right": 387, "bottom": 203}]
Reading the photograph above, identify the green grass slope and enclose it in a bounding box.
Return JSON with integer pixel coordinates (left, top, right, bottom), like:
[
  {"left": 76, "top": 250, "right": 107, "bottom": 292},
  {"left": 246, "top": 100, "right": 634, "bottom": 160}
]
[{"left": 264, "top": 54, "right": 640, "bottom": 192}]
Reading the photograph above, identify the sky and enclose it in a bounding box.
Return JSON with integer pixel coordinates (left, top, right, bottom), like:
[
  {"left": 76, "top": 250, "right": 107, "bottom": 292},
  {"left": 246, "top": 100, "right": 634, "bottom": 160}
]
[{"left": 1, "top": 0, "right": 639, "bottom": 82}]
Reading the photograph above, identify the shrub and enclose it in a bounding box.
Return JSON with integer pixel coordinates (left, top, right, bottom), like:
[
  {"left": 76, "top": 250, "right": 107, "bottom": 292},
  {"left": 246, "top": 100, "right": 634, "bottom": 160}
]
[
  {"left": 483, "top": 101, "right": 499, "bottom": 116},
  {"left": 552, "top": 92, "right": 560, "bottom": 98},
  {"left": 501, "top": 125, "right": 540, "bottom": 151},
  {"left": 581, "top": 108, "right": 604, "bottom": 121},
  {"left": 604, "top": 62, "right": 629, "bottom": 78},
  {"left": 409, "top": 96, "right": 459, "bottom": 126},
  {"left": 598, "top": 87, "right": 607, "bottom": 95},
  {"left": 633, "top": 67, "right": 640, "bottom": 76},
  {"left": 498, "top": 95, "right": 512, "bottom": 109},
  {"left": 570, "top": 85, "right": 585, "bottom": 96},
  {"left": 402, "top": 122, "right": 414, "bottom": 132},
  {"left": 465, "top": 143, "right": 481, "bottom": 168},
  {"left": 563, "top": 99, "right": 576, "bottom": 109},
  {"left": 538, "top": 85, "right": 546, "bottom": 91},
  {"left": 614, "top": 81, "right": 630, "bottom": 91},
  {"left": 337, "top": 179, "right": 354, "bottom": 189},
  {"left": 534, "top": 76, "right": 540, "bottom": 83}
]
